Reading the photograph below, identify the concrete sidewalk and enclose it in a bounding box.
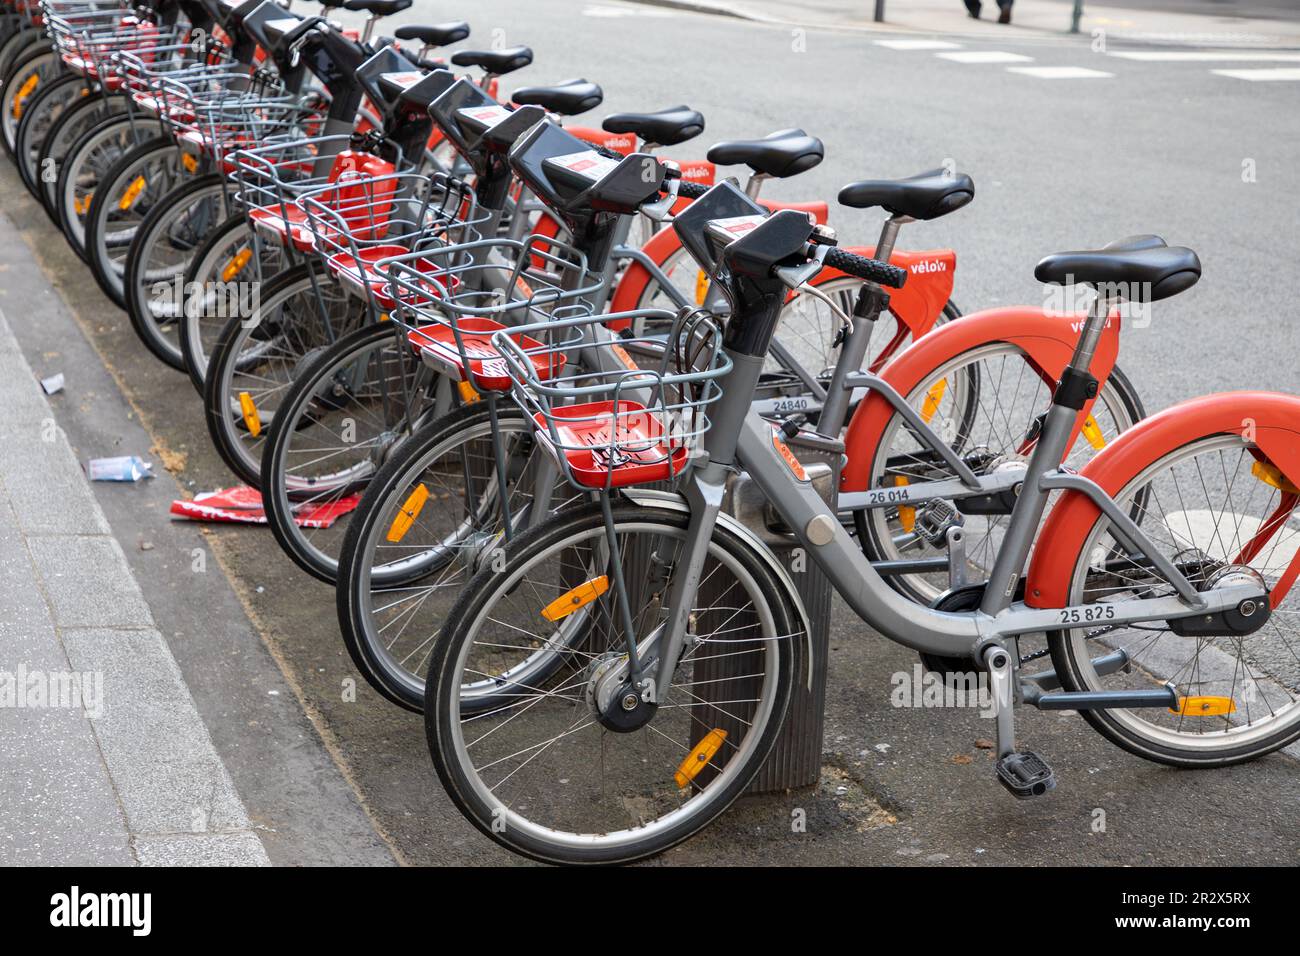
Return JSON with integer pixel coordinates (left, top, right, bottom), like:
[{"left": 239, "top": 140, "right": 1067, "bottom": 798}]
[
  {"left": 0, "top": 308, "right": 269, "bottom": 867},
  {"left": 632, "top": 0, "right": 1300, "bottom": 47}
]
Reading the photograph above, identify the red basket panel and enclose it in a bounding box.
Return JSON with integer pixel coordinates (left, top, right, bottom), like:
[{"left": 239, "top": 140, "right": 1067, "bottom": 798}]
[
  {"left": 534, "top": 400, "right": 685, "bottom": 488},
  {"left": 407, "top": 318, "right": 564, "bottom": 392}
]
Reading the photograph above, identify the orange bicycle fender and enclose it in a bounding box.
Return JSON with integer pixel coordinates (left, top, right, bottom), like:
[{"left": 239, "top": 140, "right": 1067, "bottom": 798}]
[{"left": 1024, "top": 391, "right": 1300, "bottom": 610}]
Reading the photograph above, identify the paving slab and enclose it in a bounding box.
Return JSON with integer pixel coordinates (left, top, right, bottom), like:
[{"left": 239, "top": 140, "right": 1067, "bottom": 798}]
[{"left": 0, "top": 300, "right": 269, "bottom": 867}]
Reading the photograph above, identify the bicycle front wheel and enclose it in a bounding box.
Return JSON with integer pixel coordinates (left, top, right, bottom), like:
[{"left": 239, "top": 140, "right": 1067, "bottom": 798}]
[
  {"left": 425, "top": 500, "right": 798, "bottom": 865},
  {"left": 202, "top": 262, "right": 360, "bottom": 485},
  {"left": 337, "top": 401, "right": 557, "bottom": 711},
  {"left": 262, "top": 321, "right": 440, "bottom": 584},
  {"left": 125, "top": 173, "right": 229, "bottom": 369}
]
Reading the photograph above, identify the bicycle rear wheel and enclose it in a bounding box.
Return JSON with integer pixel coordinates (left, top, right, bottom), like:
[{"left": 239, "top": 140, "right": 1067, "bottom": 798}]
[
  {"left": 1050, "top": 433, "right": 1300, "bottom": 765},
  {"left": 855, "top": 345, "right": 1145, "bottom": 605},
  {"left": 425, "top": 500, "right": 797, "bottom": 865}
]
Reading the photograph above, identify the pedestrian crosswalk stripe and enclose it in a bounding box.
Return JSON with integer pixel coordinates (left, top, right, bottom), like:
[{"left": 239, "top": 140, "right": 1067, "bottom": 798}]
[
  {"left": 936, "top": 50, "right": 1033, "bottom": 64},
  {"left": 1007, "top": 66, "right": 1114, "bottom": 79},
  {"left": 875, "top": 39, "right": 963, "bottom": 51},
  {"left": 1213, "top": 67, "right": 1300, "bottom": 81},
  {"left": 1110, "top": 51, "right": 1300, "bottom": 62}
]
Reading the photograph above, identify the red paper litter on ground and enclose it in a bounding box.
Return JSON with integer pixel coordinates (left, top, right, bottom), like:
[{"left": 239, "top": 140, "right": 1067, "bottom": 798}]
[{"left": 170, "top": 486, "right": 360, "bottom": 528}]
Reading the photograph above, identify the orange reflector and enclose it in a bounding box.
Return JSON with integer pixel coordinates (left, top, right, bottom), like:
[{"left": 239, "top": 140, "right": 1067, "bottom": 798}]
[
  {"left": 1252, "top": 460, "right": 1300, "bottom": 496},
  {"left": 181, "top": 152, "right": 198, "bottom": 173},
  {"left": 895, "top": 476, "right": 915, "bottom": 533},
  {"left": 920, "top": 378, "right": 947, "bottom": 424},
  {"left": 694, "top": 269, "right": 709, "bottom": 306},
  {"left": 73, "top": 192, "right": 94, "bottom": 216},
  {"left": 237, "top": 391, "right": 261, "bottom": 437},
  {"left": 1169, "top": 696, "right": 1237, "bottom": 717},
  {"left": 12, "top": 73, "right": 38, "bottom": 119},
  {"left": 610, "top": 344, "right": 639, "bottom": 371},
  {"left": 118, "top": 175, "right": 147, "bottom": 211},
  {"left": 1081, "top": 415, "right": 1106, "bottom": 451},
  {"left": 457, "top": 380, "right": 481, "bottom": 404},
  {"left": 675, "top": 728, "right": 727, "bottom": 788},
  {"left": 773, "top": 429, "right": 807, "bottom": 481},
  {"left": 220, "top": 247, "right": 252, "bottom": 282},
  {"left": 540, "top": 575, "right": 609, "bottom": 623},
  {"left": 386, "top": 482, "right": 429, "bottom": 543}
]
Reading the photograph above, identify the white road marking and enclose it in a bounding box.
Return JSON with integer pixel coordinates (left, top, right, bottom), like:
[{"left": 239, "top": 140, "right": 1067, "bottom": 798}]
[
  {"left": 874, "top": 39, "right": 963, "bottom": 51},
  {"left": 1007, "top": 66, "right": 1114, "bottom": 79},
  {"left": 1110, "top": 50, "right": 1300, "bottom": 62},
  {"left": 1164, "top": 510, "right": 1300, "bottom": 578},
  {"left": 1213, "top": 67, "right": 1300, "bottom": 81},
  {"left": 936, "top": 50, "right": 1033, "bottom": 64},
  {"left": 581, "top": 3, "right": 671, "bottom": 16}
]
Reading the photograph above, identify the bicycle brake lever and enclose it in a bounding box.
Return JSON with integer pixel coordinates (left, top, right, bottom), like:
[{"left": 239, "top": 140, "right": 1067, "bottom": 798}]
[
  {"left": 639, "top": 165, "right": 681, "bottom": 223},
  {"left": 774, "top": 243, "right": 828, "bottom": 291}
]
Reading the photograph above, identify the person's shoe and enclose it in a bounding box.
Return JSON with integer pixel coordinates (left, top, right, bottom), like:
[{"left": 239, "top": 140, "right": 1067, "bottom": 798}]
[
  {"left": 965, "top": 1, "right": 982, "bottom": 18},
  {"left": 997, "top": 6, "right": 1012, "bottom": 22}
]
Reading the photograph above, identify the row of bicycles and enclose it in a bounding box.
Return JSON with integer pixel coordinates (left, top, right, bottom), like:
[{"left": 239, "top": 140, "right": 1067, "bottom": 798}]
[{"left": 4, "top": 0, "right": 1299, "bottom": 866}]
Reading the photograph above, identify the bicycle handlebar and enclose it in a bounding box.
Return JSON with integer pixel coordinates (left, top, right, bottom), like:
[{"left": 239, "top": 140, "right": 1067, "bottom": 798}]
[
  {"left": 667, "top": 178, "right": 906, "bottom": 288},
  {"left": 823, "top": 246, "right": 907, "bottom": 289},
  {"left": 677, "top": 180, "right": 709, "bottom": 200}
]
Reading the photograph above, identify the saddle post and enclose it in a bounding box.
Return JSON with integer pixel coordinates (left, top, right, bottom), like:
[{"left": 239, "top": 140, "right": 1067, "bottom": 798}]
[
  {"left": 359, "top": 8, "right": 384, "bottom": 44},
  {"left": 811, "top": 213, "right": 914, "bottom": 439}
]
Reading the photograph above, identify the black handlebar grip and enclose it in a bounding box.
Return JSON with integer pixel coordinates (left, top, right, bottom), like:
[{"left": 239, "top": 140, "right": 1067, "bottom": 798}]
[
  {"left": 676, "top": 180, "right": 709, "bottom": 200},
  {"left": 823, "top": 246, "right": 907, "bottom": 289}
]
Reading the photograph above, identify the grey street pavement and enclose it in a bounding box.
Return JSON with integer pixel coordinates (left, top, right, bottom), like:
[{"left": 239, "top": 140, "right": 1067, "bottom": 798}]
[
  {"left": 0, "top": 298, "right": 267, "bottom": 865},
  {"left": 2, "top": 0, "right": 1298, "bottom": 866}
]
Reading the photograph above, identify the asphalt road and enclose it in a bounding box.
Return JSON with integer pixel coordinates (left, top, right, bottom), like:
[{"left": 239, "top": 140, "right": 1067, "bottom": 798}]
[
  {"left": 1083, "top": 0, "right": 1300, "bottom": 21},
  {"left": 7, "top": 0, "right": 1300, "bottom": 865}
]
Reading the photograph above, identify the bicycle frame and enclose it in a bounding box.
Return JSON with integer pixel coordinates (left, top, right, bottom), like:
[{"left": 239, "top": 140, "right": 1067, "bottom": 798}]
[{"left": 637, "top": 287, "right": 1269, "bottom": 730}]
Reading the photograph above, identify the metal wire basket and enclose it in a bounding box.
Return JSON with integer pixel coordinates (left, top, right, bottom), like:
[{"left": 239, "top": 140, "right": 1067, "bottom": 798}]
[
  {"left": 229, "top": 133, "right": 364, "bottom": 251},
  {"left": 299, "top": 171, "right": 487, "bottom": 314},
  {"left": 497, "top": 308, "right": 732, "bottom": 490},
  {"left": 45, "top": 3, "right": 185, "bottom": 89},
  {"left": 382, "top": 234, "right": 604, "bottom": 391},
  {"left": 157, "top": 74, "right": 317, "bottom": 164}
]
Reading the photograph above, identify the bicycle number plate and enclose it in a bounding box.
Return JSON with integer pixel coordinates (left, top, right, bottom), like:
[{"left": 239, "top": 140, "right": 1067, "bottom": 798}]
[
  {"left": 1056, "top": 603, "right": 1117, "bottom": 625},
  {"left": 862, "top": 486, "right": 911, "bottom": 506}
]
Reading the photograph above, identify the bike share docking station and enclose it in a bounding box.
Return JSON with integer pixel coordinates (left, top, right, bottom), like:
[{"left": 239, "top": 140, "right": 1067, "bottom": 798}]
[{"left": 706, "top": 417, "right": 842, "bottom": 793}]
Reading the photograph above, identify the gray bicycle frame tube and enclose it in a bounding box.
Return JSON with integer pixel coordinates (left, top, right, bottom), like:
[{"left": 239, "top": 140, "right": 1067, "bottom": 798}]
[{"left": 650, "top": 290, "right": 1266, "bottom": 692}]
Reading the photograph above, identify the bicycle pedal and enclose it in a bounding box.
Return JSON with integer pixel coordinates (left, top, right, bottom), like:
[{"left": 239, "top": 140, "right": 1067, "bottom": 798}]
[{"left": 995, "top": 751, "right": 1057, "bottom": 800}]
